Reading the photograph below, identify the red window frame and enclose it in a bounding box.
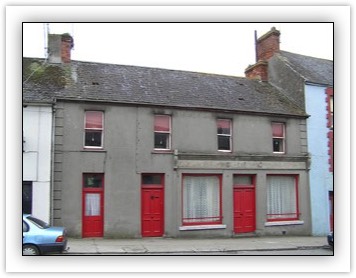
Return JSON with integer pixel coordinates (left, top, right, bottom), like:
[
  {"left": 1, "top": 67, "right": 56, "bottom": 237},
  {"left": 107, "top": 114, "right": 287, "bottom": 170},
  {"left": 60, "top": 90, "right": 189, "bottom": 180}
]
[
  {"left": 154, "top": 115, "right": 171, "bottom": 150},
  {"left": 266, "top": 174, "right": 299, "bottom": 222},
  {"left": 84, "top": 111, "right": 104, "bottom": 149},
  {"left": 272, "top": 122, "right": 285, "bottom": 153},
  {"left": 217, "top": 119, "right": 232, "bottom": 152},
  {"left": 182, "top": 174, "right": 223, "bottom": 226}
]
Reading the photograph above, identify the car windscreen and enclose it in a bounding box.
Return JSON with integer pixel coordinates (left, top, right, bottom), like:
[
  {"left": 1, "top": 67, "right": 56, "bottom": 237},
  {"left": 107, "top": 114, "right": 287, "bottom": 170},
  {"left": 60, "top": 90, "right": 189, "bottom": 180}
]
[{"left": 27, "top": 216, "right": 50, "bottom": 229}]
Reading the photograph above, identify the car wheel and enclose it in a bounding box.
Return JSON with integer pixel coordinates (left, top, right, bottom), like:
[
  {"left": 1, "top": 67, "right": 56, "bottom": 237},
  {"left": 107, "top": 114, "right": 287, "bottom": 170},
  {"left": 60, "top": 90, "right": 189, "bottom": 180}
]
[{"left": 23, "top": 245, "right": 40, "bottom": 255}]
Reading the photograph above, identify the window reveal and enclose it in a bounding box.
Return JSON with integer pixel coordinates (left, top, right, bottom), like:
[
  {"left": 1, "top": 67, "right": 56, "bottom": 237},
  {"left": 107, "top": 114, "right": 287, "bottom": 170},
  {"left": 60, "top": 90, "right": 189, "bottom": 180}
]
[
  {"left": 183, "top": 175, "right": 222, "bottom": 225},
  {"left": 217, "top": 119, "right": 232, "bottom": 151},
  {"left": 266, "top": 175, "right": 299, "bottom": 221},
  {"left": 84, "top": 111, "right": 103, "bottom": 148},
  {"left": 272, "top": 122, "right": 285, "bottom": 153},
  {"left": 329, "top": 96, "right": 334, "bottom": 129},
  {"left": 154, "top": 115, "right": 171, "bottom": 150}
]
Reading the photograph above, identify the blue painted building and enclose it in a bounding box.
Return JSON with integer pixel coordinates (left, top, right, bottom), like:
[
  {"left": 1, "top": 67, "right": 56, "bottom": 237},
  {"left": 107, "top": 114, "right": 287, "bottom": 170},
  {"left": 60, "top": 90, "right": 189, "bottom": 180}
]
[
  {"left": 245, "top": 27, "right": 333, "bottom": 235},
  {"left": 304, "top": 84, "right": 333, "bottom": 235}
]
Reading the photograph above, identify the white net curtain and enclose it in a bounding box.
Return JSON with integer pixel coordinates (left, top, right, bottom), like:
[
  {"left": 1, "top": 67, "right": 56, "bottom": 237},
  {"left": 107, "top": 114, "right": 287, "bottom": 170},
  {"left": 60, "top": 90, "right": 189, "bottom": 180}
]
[
  {"left": 183, "top": 176, "right": 220, "bottom": 223},
  {"left": 267, "top": 175, "right": 297, "bottom": 220},
  {"left": 85, "top": 193, "right": 101, "bottom": 216}
]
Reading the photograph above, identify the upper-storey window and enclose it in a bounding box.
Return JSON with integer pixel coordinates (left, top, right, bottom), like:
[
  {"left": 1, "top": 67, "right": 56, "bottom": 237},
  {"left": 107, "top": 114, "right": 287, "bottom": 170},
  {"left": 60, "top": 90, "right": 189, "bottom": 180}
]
[
  {"left": 272, "top": 122, "right": 285, "bottom": 153},
  {"left": 84, "top": 111, "right": 104, "bottom": 148},
  {"left": 329, "top": 96, "right": 334, "bottom": 129},
  {"left": 326, "top": 87, "right": 334, "bottom": 129},
  {"left": 154, "top": 115, "right": 171, "bottom": 150},
  {"left": 217, "top": 119, "right": 232, "bottom": 152}
]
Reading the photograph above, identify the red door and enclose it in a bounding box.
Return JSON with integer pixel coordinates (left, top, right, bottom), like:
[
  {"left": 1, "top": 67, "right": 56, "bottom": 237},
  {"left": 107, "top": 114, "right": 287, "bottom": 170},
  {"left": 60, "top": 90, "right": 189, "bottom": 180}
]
[
  {"left": 141, "top": 187, "right": 164, "bottom": 237},
  {"left": 233, "top": 186, "right": 256, "bottom": 233},
  {"left": 82, "top": 174, "right": 104, "bottom": 237}
]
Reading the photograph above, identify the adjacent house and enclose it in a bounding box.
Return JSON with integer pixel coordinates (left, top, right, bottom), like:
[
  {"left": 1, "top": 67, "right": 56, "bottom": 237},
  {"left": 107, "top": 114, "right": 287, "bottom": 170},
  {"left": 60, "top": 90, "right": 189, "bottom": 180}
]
[
  {"left": 245, "top": 27, "right": 333, "bottom": 235},
  {"left": 23, "top": 33, "right": 312, "bottom": 238},
  {"left": 23, "top": 77, "right": 54, "bottom": 223}
]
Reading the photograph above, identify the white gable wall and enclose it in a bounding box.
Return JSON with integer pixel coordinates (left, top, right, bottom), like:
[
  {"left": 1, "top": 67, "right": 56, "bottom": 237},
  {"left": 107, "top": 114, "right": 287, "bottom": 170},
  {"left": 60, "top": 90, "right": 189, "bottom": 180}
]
[{"left": 23, "top": 105, "right": 53, "bottom": 223}]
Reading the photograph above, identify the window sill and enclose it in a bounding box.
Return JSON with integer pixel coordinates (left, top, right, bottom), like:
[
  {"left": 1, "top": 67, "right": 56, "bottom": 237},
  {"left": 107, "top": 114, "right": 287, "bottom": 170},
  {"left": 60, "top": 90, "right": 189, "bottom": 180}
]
[
  {"left": 152, "top": 150, "right": 174, "bottom": 154},
  {"left": 179, "top": 224, "right": 226, "bottom": 231},
  {"left": 82, "top": 148, "right": 106, "bottom": 152},
  {"left": 264, "top": 220, "right": 304, "bottom": 227}
]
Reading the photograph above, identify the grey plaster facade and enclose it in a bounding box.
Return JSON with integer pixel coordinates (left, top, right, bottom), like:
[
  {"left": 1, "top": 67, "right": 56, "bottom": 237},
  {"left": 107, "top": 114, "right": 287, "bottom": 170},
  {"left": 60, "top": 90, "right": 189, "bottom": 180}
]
[{"left": 52, "top": 100, "right": 311, "bottom": 238}]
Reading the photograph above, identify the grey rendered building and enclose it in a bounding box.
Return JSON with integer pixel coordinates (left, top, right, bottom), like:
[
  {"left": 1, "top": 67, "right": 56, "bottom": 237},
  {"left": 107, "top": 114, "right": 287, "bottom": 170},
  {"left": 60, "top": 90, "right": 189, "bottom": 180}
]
[{"left": 23, "top": 34, "right": 312, "bottom": 238}]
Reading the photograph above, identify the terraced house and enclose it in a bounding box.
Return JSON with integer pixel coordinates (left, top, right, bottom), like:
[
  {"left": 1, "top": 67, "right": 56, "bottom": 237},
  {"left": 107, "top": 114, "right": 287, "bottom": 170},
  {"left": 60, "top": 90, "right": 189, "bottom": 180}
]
[
  {"left": 245, "top": 27, "right": 333, "bottom": 236},
  {"left": 23, "top": 32, "right": 312, "bottom": 238}
]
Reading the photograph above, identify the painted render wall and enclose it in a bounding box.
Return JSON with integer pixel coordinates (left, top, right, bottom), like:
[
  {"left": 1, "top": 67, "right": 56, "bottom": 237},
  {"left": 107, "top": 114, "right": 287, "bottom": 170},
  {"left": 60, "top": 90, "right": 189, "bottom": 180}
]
[
  {"left": 53, "top": 101, "right": 311, "bottom": 238},
  {"left": 23, "top": 105, "right": 53, "bottom": 223},
  {"left": 305, "top": 85, "right": 333, "bottom": 235}
]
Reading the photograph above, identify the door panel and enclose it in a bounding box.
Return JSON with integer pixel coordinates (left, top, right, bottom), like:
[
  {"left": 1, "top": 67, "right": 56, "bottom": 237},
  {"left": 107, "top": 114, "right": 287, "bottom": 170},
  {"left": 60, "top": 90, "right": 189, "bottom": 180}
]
[
  {"left": 234, "top": 187, "right": 256, "bottom": 233},
  {"left": 141, "top": 188, "right": 164, "bottom": 237}
]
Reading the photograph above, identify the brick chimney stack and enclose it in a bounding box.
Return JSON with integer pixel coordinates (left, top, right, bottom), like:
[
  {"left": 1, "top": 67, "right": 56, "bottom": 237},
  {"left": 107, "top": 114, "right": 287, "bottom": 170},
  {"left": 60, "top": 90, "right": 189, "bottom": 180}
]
[
  {"left": 48, "top": 33, "right": 74, "bottom": 64},
  {"left": 245, "top": 27, "right": 280, "bottom": 81}
]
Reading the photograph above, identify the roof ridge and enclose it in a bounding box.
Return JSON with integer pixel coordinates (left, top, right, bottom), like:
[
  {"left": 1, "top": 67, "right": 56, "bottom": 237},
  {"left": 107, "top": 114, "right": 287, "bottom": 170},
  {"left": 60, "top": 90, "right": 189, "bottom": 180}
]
[{"left": 279, "top": 50, "right": 333, "bottom": 62}]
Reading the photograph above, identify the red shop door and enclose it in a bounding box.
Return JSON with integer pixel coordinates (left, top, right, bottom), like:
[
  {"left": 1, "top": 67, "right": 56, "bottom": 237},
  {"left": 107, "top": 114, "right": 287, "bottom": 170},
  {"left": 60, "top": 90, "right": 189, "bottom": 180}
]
[
  {"left": 141, "top": 186, "right": 164, "bottom": 237},
  {"left": 82, "top": 174, "right": 104, "bottom": 238},
  {"left": 233, "top": 187, "right": 256, "bottom": 233}
]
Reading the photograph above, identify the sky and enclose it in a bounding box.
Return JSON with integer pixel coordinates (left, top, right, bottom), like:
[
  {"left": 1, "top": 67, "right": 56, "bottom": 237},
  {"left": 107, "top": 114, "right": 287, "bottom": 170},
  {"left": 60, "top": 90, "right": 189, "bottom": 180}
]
[{"left": 23, "top": 23, "right": 333, "bottom": 77}]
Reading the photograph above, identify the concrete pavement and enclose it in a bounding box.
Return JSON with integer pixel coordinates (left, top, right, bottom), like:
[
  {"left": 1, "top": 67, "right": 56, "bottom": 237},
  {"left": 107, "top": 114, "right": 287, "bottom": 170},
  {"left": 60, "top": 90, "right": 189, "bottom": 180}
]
[{"left": 64, "top": 236, "right": 330, "bottom": 255}]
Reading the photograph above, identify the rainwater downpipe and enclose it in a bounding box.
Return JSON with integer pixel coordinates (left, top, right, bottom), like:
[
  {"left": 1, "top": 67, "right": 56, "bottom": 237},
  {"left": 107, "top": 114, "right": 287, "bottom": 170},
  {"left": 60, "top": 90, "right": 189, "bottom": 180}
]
[{"left": 50, "top": 101, "right": 56, "bottom": 225}]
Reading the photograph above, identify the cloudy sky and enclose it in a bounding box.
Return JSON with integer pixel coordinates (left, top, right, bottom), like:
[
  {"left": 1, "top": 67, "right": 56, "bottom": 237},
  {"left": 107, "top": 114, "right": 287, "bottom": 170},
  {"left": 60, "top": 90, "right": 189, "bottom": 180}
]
[{"left": 23, "top": 22, "right": 333, "bottom": 77}]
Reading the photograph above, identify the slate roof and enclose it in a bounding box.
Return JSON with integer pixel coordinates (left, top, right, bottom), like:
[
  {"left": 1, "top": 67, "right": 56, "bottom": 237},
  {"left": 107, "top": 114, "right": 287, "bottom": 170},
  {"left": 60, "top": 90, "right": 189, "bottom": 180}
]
[
  {"left": 23, "top": 57, "right": 307, "bottom": 117},
  {"left": 277, "top": 50, "right": 333, "bottom": 86}
]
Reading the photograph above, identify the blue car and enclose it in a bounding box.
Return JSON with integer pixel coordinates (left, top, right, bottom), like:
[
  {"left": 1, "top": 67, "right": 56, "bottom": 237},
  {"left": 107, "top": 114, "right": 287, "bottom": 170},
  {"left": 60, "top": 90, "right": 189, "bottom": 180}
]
[{"left": 23, "top": 214, "right": 68, "bottom": 255}]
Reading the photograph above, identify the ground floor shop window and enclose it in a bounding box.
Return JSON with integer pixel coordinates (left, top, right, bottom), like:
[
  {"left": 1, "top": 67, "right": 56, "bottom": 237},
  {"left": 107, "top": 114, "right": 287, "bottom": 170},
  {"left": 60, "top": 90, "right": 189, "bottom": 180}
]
[
  {"left": 266, "top": 175, "right": 299, "bottom": 221},
  {"left": 182, "top": 175, "right": 222, "bottom": 225}
]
